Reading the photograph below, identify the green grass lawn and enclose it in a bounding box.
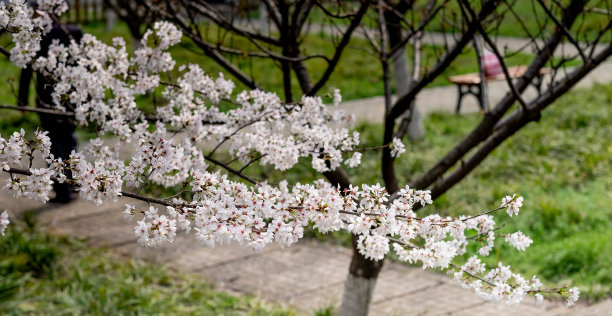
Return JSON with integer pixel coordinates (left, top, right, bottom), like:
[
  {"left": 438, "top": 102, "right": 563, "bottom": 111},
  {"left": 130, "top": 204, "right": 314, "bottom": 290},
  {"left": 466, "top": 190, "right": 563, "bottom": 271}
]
[
  {"left": 0, "top": 215, "right": 296, "bottom": 315},
  {"left": 243, "top": 84, "right": 612, "bottom": 301},
  {"left": 307, "top": 1, "right": 611, "bottom": 42}
]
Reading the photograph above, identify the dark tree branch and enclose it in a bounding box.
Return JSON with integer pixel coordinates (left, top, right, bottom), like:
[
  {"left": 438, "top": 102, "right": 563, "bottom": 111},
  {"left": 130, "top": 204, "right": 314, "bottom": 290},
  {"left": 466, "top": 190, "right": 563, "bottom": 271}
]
[
  {"left": 188, "top": 37, "right": 330, "bottom": 63},
  {"left": 171, "top": 17, "right": 260, "bottom": 90},
  {"left": 408, "top": 0, "right": 588, "bottom": 191},
  {"left": 536, "top": 0, "right": 588, "bottom": 62},
  {"left": 0, "top": 104, "right": 74, "bottom": 117},
  {"left": 307, "top": 1, "right": 370, "bottom": 96},
  {"left": 261, "top": 0, "right": 282, "bottom": 29},
  {"left": 387, "top": 0, "right": 445, "bottom": 58},
  {"left": 204, "top": 155, "right": 258, "bottom": 184},
  {"left": 145, "top": 1, "right": 260, "bottom": 90},
  {"left": 460, "top": 0, "right": 528, "bottom": 111},
  {"left": 428, "top": 42, "right": 612, "bottom": 200},
  {"left": 388, "top": 0, "right": 500, "bottom": 121},
  {"left": 182, "top": 0, "right": 280, "bottom": 46},
  {"left": 314, "top": 0, "right": 361, "bottom": 19}
]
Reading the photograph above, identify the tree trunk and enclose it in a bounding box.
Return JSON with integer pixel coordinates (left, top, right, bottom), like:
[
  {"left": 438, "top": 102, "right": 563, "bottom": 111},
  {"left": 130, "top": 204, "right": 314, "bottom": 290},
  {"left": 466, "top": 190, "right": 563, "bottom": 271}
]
[
  {"left": 104, "top": 7, "right": 115, "bottom": 32},
  {"left": 258, "top": 1, "right": 269, "bottom": 35},
  {"left": 338, "top": 275, "right": 377, "bottom": 316},
  {"left": 338, "top": 234, "right": 385, "bottom": 316},
  {"left": 384, "top": 0, "right": 425, "bottom": 141},
  {"left": 323, "top": 169, "right": 384, "bottom": 316},
  {"left": 391, "top": 41, "right": 424, "bottom": 141}
]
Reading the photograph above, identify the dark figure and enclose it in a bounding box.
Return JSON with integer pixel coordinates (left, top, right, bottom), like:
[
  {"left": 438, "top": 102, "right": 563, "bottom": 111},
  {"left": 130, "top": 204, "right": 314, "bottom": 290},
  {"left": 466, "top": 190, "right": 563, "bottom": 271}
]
[{"left": 18, "top": 24, "right": 83, "bottom": 204}]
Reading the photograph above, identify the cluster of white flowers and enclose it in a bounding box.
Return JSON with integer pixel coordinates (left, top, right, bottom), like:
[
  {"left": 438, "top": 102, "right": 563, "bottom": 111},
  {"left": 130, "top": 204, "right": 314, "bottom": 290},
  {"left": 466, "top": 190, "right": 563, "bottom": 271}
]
[
  {"left": 0, "top": 210, "right": 9, "bottom": 235},
  {"left": 37, "top": 0, "right": 68, "bottom": 16},
  {"left": 0, "top": 0, "right": 580, "bottom": 308},
  {"left": 134, "top": 206, "right": 179, "bottom": 247},
  {"left": 390, "top": 137, "right": 406, "bottom": 158},
  {"left": 0, "top": 0, "right": 41, "bottom": 67},
  {"left": 72, "top": 156, "right": 123, "bottom": 206},
  {"left": 0, "top": 129, "right": 28, "bottom": 171},
  {"left": 1, "top": 129, "right": 54, "bottom": 202},
  {"left": 33, "top": 130, "right": 52, "bottom": 159},
  {"left": 566, "top": 287, "right": 580, "bottom": 307},
  {"left": 453, "top": 258, "right": 547, "bottom": 305},
  {"left": 505, "top": 231, "right": 533, "bottom": 251},
  {"left": 5, "top": 167, "right": 54, "bottom": 202},
  {"left": 0, "top": 0, "right": 68, "bottom": 67},
  {"left": 502, "top": 194, "right": 523, "bottom": 216},
  {"left": 344, "top": 152, "right": 361, "bottom": 168},
  {"left": 223, "top": 91, "right": 358, "bottom": 172},
  {"left": 332, "top": 88, "right": 342, "bottom": 106}
]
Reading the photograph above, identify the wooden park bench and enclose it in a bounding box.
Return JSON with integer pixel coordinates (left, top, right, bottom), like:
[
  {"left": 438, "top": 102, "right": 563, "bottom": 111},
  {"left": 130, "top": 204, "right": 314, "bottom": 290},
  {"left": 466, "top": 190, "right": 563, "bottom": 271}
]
[{"left": 449, "top": 65, "right": 550, "bottom": 113}]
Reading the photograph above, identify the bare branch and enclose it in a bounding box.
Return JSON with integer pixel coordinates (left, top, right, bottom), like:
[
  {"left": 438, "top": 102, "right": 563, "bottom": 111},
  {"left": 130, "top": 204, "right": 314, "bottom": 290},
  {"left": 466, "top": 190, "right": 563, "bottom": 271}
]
[
  {"left": 182, "top": 0, "right": 280, "bottom": 46},
  {"left": 460, "top": 0, "right": 528, "bottom": 111},
  {"left": 388, "top": 0, "right": 500, "bottom": 121},
  {"left": 307, "top": 1, "right": 370, "bottom": 96},
  {"left": 0, "top": 104, "right": 74, "bottom": 117},
  {"left": 536, "top": 0, "right": 588, "bottom": 62},
  {"left": 204, "top": 155, "right": 258, "bottom": 184},
  {"left": 408, "top": 0, "right": 589, "bottom": 191}
]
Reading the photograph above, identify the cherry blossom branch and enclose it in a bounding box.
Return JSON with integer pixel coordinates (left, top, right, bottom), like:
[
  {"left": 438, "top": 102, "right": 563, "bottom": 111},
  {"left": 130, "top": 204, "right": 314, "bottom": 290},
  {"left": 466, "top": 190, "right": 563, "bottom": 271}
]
[
  {"left": 466, "top": 224, "right": 505, "bottom": 240},
  {"left": 0, "top": 103, "right": 224, "bottom": 126},
  {"left": 3, "top": 167, "right": 191, "bottom": 209},
  {"left": 0, "top": 104, "right": 74, "bottom": 117},
  {"left": 203, "top": 155, "right": 257, "bottom": 184},
  {"left": 450, "top": 262, "right": 497, "bottom": 287}
]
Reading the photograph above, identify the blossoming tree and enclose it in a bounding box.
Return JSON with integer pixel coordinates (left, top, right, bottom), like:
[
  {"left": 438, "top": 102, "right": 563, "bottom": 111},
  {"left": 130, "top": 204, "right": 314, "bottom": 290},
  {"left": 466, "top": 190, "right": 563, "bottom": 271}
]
[{"left": 0, "top": 0, "right": 607, "bottom": 314}]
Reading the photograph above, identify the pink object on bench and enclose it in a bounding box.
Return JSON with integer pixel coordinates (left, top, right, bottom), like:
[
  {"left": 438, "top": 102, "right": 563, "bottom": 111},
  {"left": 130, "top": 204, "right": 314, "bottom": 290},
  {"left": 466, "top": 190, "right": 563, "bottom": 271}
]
[{"left": 483, "top": 49, "right": 503, "bottom": 78}]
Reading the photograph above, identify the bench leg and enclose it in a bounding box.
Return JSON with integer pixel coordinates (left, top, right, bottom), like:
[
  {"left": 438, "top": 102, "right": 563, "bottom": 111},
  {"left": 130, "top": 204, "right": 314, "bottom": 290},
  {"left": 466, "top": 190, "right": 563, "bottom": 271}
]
[
  {"left": 456, "top": 85, "right": 464, "bottom": 114},
  {"left": 475, "top": 83, "right": 486, "bottom": 112}
]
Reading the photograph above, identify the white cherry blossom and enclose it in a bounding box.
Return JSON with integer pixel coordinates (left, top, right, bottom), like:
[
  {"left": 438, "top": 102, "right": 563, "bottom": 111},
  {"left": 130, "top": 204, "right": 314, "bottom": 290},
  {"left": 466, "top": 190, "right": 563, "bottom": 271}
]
[
  {"left": 566, "top": 287, "right": 580, "bottom": 307},
  {"left": 390, "top": 137, "right": 406, "bottom": 158},
  {"left": 505, "top": 231, "right": 533, "bottom": 251},
  {"left": 502, "top": 194, "right": 523, "bottom": 217},
  {"left": 0, "top": 210, "right": 9, "bottom": 235}
]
